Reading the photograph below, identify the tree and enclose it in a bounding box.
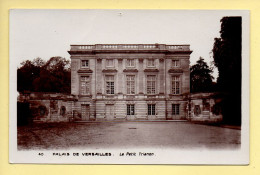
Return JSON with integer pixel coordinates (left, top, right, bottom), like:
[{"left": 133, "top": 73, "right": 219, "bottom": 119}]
[
  {"left": 17, "top": 58, "right": 45, "bottom": 92},
  {"left": 190, "top": 57, "right": 214, "bottom": 93},
  {"left": 17, "top": 57, "right": 71, "bottom": 93},
  {"left": 33, "top": 57, "right": 71, "bottom": 93},
  {"left": 212, "top": 17, "right": 242, "bottom": 125}
]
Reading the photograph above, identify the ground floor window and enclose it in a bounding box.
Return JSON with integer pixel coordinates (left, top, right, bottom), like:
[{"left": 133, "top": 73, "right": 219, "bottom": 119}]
[
  {"left": 172, "top": 104, "right": 180, "bottom": 115},
  {"left": 127, "top": 104, "right": 135, "bottom": 115},
  {"left": 148, "top": 104, "right": 156, "bottom": 115}
]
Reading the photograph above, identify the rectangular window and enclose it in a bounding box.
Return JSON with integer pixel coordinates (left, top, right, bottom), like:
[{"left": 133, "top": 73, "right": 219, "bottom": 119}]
[
  {"left": 127, "top": 104, "right": 135, "bottom": 115},
  {"left": 105, "top": 75, "right": 115, "bottom": 94},
  {"left": 126, "top": 59, "right": 135, "bottom": 68},
  {"left": 80, "top": 76, "right": 90, "bottom": 95},
  {"left": 172, "top": 60, "right": 179, "bottom": 67},
  {"left": 106, "top": 59, "right": 114, "bottom": 67},
  {"left": 148, "top": 104, "right": 156, "bottom": 115},
  {"left": 147, "top": 75, "right": 156, "bottom": 94},
  {"left": 172, "top": 104, "right": 180, "bottom": 115},
  {"left": 172, "top": 76, "right": 180, "bottom": 94},
  {"left": 126, "top": 75, "right": 135, "bottom": 94},
  {"left": 82, "top": 60, "right": 89, "bottom": 68},
  {"left": 147, "top": 59, "right": 155, "bottom": 67}
]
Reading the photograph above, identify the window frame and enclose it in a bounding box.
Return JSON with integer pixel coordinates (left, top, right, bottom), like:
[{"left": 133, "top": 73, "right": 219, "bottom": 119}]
[
  {"left": 105, "top": 75, "right": 115, "bottom": 95},
  {"left": 172, "top": 59, "right": 179, "bottom": 68},
  {"left": 172, "top": 104, "right": 180, "bottom": 115},
  {"left": 127, "top": 104, "right": 135, "bottom": 116},
  {"left": 146, "top": 75, "right": 156, "bottom": 95},
  {"left": 126, "top": 75, "right": 135, "bottom": 95},
  {"left": 147, "top": 104, "right": 156, "bottom": 115},
  {"left": 80, "top": 76, "right": 90, "bottom": 95},
  {"left": 126, "top": 59, "right": 135, "bottom": 68},
  {"left": 106, "top": 59, "right": 114, "bottom": 68},
  {"left": 81, "top": 60, "right": 89, "bottom": 68},
  {"left": 147, "top": 59, "right": 155, "bottom": 68},
  {"left": 172, "top": 76, "right": 181, "bottom": 95}
]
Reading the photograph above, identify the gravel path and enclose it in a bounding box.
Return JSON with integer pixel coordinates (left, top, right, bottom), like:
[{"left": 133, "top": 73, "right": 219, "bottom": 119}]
[{"left": 17, "top": 122, "right": 241, "bottom": 150}]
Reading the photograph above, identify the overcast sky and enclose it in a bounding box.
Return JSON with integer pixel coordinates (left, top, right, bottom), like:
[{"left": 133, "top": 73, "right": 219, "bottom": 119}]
[{"left": 10, "top": 10, "right": 246, "bottom": 80}]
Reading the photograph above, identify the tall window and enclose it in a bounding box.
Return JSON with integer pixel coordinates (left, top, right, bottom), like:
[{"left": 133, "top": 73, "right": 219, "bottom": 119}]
[
  {"left": 172, "top": 104, "right": 180, "bottom": 115},
  {"left": 127, "top": 104, "right": 135, "bottom": 115},
  {"left": 126, "top": 75, "right": 135, "bottom": 94},
  {"left": 126, "top": 59, "right": 135, "bottom": 68},
  {"left": 82, "top": 60, "right": 89, "bottom": 68},
  {"left": 147, "top": 75, "right": 156, "bottom": 94},
  {"left": 172, "top": 60, "right": 179, "bottom": 67},
  {"left": 148, "top": 104, "right": 156, "bottom": 115},
  {"left": 80, "top": 76, "right": 90, "bottom": 95},
  {"left": 147, "top": 59, "right": 155, "bottom": 67},
  {"left": 172, "top": 76, "right": 180, "bottom": 94},
  {"left": 105, "top": 75, "right": 115, "bottom": 94},
  {"left": 106, "top": 59, "right": 114, "bottom": 67}
]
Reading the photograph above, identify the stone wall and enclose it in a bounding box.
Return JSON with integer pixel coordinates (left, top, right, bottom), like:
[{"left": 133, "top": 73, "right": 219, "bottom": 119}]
[
  {"left": 188, "top": 93, "right": 223, "bottom": 123},
  {"left": 17, "top": 92, "right": 223, "bottom": 123},
  {"left": 18, "top": 92, "right": 76, "bottom": 122}
]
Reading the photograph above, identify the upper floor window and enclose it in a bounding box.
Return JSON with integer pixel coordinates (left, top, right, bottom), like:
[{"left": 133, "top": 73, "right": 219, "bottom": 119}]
[
  {"left": 172, "top": 60, "right": 179, "bottom": 67},
  {"left": 105, "top": 75, "right": 115, "bottom": 94},
  {"left": 80, "top": 76, "right": 90, "bottom": 95},
  {"left": 106, "top": 59, "right": 114, "bottom": 68},
  {"left": 126, "top": 75, "right": 135, "bottom": 94},
  {"left": 126, "top": 59, "right": 135, "bottom": 68},
  {"left": 172, "top": 76, "right": 180, "bottom": 94},
  {"left": 147, "top": 75, "right": 156, "bottom": 94},
  {"left": 81, "top": 60, "right": 89, "bottom": 68},
  {"left": 147, "top": 59, "right": 155, "bottom": 67}
]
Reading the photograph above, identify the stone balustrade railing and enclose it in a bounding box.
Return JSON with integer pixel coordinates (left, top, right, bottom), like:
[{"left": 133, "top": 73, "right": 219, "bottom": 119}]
[{"left": 70, "top": 44, "right": 190, "bottom": 51}]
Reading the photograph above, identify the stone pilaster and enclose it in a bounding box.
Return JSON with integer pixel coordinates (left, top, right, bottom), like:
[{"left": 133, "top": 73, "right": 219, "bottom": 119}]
[
  {"left": 159, "top": 58, "right": 165, "bottom": 94},
  {"left": 117, "top": 58, "right": 123, "bottom": 94},
  {"left": 138, "top": 58, "right": 144, "bottom": 94},
  {"left": 96, "top": 58, "right": 102, "bottom": 94}
]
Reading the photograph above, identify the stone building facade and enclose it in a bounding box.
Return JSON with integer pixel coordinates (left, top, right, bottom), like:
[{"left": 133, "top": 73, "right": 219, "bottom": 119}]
[
  {"left": 17, "top": 44, "right": 223, "bottom": 123},
  {"left": 68, "top": 44, "right": 192, "bottom": 121}
]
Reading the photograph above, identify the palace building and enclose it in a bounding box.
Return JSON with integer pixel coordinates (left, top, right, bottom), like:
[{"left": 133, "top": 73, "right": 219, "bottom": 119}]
[
  {"left": 68, "top": 44, "right": 192, "bottom": 121},
  {"left": 18, "top": 44, "right": 223, "bottom": 124}
]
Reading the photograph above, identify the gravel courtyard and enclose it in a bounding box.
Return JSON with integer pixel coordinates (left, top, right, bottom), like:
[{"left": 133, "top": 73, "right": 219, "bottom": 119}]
[{"left": 17, "top": 121, "right": 241, "bottom": 150}]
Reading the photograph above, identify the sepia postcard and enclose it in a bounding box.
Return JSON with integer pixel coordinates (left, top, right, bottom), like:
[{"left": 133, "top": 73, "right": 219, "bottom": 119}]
[{"left": 9, "top": 9, "right": 249, "bottom": 164}]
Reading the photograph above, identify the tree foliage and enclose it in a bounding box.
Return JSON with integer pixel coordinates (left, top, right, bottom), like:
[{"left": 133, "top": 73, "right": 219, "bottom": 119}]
[
  {"left": 190, "top": 57, "right": 214, "bottom": 93},
  {"left": 17, "top": 57, "right": 71, "bottom": 93},
  {"left": 213, "top": 17, "right": 241, "bottom": 93},
  {"left": 212, "top": 16, "right": 242, "bottom": 125}
]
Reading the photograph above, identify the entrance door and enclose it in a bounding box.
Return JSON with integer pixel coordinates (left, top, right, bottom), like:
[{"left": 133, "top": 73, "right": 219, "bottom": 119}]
[
  {"left": 81, "top": 104, "right": 90, "bottom": 121},
  {"left": 106, "top": 105, "right": 114, "bottom": 120}
]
